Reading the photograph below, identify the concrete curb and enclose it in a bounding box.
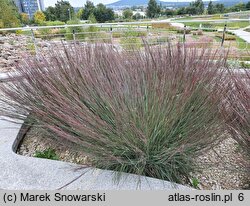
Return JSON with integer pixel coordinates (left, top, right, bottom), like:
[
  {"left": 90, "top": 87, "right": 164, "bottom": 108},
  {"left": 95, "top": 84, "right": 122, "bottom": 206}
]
[{"left": 0, "top": 117, "right": 192, "bottom": 190}]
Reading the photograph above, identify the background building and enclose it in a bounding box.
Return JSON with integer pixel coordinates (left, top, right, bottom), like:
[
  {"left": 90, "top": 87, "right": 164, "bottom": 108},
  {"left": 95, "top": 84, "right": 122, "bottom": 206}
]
[{"left": 14, "top": 0, "right": 45, "bottom": 18}]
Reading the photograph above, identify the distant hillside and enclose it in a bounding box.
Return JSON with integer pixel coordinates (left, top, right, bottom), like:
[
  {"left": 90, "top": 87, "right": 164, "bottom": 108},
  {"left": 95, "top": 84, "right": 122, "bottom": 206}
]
[
  {"left": 219, "top": 0, "right": 249, "bottom": 7},
  {"left": 106, "top": 0, "right": 189, "bottom": 8},
  {"left": 106, "top": 0, "right": 250, "bottom": 8}
]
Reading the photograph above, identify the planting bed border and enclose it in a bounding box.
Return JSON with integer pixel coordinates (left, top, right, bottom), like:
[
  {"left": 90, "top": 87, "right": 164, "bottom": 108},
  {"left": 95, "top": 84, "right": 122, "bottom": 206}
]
[{"left": 0, "top": 116, "right": 192, "bottom": 190}]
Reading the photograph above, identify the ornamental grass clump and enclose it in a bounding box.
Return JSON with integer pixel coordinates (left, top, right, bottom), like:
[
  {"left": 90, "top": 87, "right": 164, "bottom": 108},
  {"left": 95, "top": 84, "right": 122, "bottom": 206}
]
[
  {"left": 0, "top": 43, "right": 229, "bottom": 183},
  {"left": 224, "top": 69, "right": 250, "bottom": 155}
]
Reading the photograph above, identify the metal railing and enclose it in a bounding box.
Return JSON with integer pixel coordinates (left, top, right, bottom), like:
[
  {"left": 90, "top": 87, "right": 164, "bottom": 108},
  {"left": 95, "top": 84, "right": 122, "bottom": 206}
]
[{"left": 0, "top": 21, "right": 250, "bottom": 64}]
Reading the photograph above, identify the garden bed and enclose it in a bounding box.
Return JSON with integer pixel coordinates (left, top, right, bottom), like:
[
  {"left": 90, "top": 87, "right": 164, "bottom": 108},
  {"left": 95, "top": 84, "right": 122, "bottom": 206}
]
[{"left": 17, "top": 126, "right": 250, "bottom": 190}]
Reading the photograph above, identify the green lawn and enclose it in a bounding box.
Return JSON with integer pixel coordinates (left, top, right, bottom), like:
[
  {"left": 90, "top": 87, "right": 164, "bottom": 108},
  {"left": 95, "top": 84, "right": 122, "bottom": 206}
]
[
  {"left": 236, "top": 37, "right": 250, "bottom": 50},
  {"left": 182, "top": 21, "right": 250, "bottom": 29}
]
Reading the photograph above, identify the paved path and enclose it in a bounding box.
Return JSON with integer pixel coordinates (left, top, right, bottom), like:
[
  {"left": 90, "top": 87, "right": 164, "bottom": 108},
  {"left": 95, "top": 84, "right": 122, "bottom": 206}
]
[{"left": 231, "top": 30, "right": 250, "bottom": 44}]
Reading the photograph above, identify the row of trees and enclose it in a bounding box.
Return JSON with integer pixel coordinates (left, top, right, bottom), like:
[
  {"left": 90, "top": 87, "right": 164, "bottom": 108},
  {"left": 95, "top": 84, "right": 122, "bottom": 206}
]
[
  {"left": 230, "top": 1, "right": 250, "bottom": 12},
  {"left": 41, "top": 0, "right": 250, "bottom": 23},
  {"left": 146, "top": 0, "right": 205, "bottom": 17},
  {"left": 0, "top": 0, "right": 48, "bottom": 28},
  {"left": 207, "top": 1, "right": 250, "bottom": 14},
  {"left": 1, "top": 0, "right": 250, "bottom": 28},
  {"left": 44, "top": 0, "right": 114, "bottom": 23},
  {"left": 121, "top": 9, "right": 145, "bottom": 20},
  {"left": 0, "top": 0, "right": 115, "bottom": 28},
  {"left": 44, "top": 1, "right": 74, "bottom": 23},
  {"left": 207, "top": 2, "right": 226, "bottom": 15},
  {"left": 148, "top": 0, "right": 250, "bottom": 17}
]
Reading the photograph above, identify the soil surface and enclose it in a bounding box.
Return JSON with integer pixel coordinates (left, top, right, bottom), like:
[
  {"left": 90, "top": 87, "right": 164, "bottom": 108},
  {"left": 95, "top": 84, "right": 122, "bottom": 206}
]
[{"left": 17, "top": 127, "right": 250, "bottom": 190}]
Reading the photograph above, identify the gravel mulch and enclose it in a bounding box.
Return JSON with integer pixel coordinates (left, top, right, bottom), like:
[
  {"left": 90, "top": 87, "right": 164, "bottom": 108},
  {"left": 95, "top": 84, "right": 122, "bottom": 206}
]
[
  {"left": 192, "top": 138, "right": 249, "bottom": 190},
  {"left": 17, "top": 127, "right": 91, "bottom": 165},
  {"left": 17, "top": 127, "right": 250, "bottom": 190}
]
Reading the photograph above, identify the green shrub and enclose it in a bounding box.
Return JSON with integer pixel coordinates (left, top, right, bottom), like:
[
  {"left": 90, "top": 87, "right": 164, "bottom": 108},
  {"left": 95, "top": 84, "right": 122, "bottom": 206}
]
[
  {"left": 15, "top": 30, "right": 23, "bottom": 35},
  {"left": 177, "top": 28, "right": 191, "bottom": 34},
  {"left": 240, "top": 61, "right": 250, "bottom": 69},
  {"left": 192, "top": 30, "right": 203, "bottom": 36}
]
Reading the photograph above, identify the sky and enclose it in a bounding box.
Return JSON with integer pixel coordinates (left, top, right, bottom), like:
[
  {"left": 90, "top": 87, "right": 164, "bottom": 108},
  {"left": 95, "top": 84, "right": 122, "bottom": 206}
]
[
  {"left": 44, "top": 0, "right": 118, "bottom": 7},
  {"left": 43, "top": 0, "right": 204, "bottom": 8}
]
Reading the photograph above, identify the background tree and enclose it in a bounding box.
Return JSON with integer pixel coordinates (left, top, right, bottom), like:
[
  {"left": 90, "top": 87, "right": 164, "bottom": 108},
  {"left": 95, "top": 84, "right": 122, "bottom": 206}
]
[
  {"left": 133, "top": 12, "right": 144, "bottom": 20},
  {"left": 54, "top": 0, "right": 74, "bottom": 22},
  {"left": 230, "top": 2, "right": 246, "bottom": 12},
  {"left": 196, "top": 0, "right": 205, "bottom": 14},
  {"left": 147, "top": 0, "right": 160, "bottom": 18},
  {"left": 177, "top": 7, "right": 186, "bottom": 15},
  {"left": 44, "top": 6, "right": 56, "bottom": 21},
  {"left": 0, "top": 0, "right": 20, "bottom": 28},
  {"left": 246, "top": 1, "right": 250, "bottom": 10},
  {"left": 215, "top": 3, "right": 225, "bottom": 13},
  {"left": 207, "top": 1, "right": 214, "bottom": 15},
  {"left": 76, "top": 8, "right": 84, "bottom": 20},
  {"left": 93, "top": 3, "right": 114, "bottom": 23},
  {"left": 88, "top": 13, "right": 97, "bottom": 23},
  {"left": 186, "top": 6, "right": 198, "bottom": 15},
  {"left": 188, "top": 0, "right": 204, "bottom": 15},
  {"left": 123, "top": 9, "right": 133, "bottom": 19},
  {"left": 82, "top": 0, "right": 95, "bottom": 20},
  {"left": 164, "top": 9, "right": 176, "bottom": 16},
  {"left": 34, "top": 11, "right": 46, "bottom": 25},
  {"left": 20, "top": 13, "right": 29, "bottom": 25}
]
